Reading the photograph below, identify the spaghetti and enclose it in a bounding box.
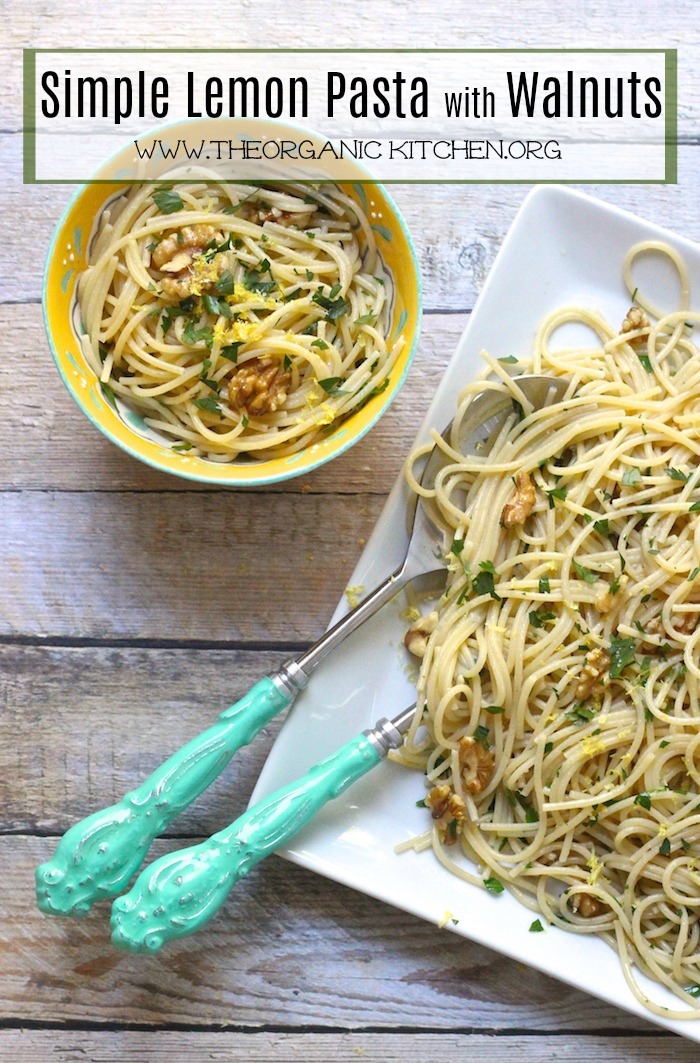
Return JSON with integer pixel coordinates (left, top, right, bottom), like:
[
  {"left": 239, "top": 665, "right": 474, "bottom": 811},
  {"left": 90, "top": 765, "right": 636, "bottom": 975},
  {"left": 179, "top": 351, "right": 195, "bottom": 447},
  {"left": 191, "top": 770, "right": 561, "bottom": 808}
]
[
  {"left": 78, "top": 174, "right": 399, "bottom": 460},
  {"left": 400, "top": 241, "right": 700, "bottom": 1017}
]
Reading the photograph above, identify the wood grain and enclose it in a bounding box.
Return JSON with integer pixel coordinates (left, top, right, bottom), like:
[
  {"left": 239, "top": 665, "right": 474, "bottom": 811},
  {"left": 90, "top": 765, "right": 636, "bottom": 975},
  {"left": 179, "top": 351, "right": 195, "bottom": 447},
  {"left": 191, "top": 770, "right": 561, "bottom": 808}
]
[
  {"left": 11, "top": 833, "right": 655, "bottom": 1031},
  {"left": 0, "top": 491, "right": 388, "bottom": 640},
  {"left": 0, "top": 303, "right": 455, "bottom": 493},
  {"left": 0, "top": 1031, "right": 693, "bottom": 1062},
  {"left": 7, "top": 0, "right": 700, "bottom": 1053},
  {"left": 5, "top": 134, "right": 700, "bottom": 310}
]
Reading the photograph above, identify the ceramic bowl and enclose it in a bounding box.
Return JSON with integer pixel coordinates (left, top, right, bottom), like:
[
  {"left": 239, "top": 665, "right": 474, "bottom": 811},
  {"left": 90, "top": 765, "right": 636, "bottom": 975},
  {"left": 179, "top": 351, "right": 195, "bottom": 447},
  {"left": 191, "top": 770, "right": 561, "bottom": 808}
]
[{"left": 43, "top": 119, "right": 422, "bottom": 486}]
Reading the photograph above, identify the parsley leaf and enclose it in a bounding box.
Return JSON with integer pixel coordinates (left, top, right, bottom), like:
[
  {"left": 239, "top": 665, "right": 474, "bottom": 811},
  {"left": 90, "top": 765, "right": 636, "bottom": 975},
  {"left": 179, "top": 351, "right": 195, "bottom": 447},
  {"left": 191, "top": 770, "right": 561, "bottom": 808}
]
[
  {"left": 153, "top": 188, "right": 184, "bottom": 214},
  {"left": 318, "top": 377, "right": 349, "bottom": 396},
  {"left": 572, "top": 560, "right": 598, "bottom": 583},
  {"left": 546, "top": 485, "right": 568, "bottom": 509},
  {"left": 193, "top": 396, "right": 221, "bottom": 415},
  {"left": 202, "top": 293, "right": 231, "bottom": 318},
  {"left": 472, "top": 561, "right": 501, "bottom": 601},
  {"left": 221, "top": 343, "right": 242, "bottom": 363},
  {"left": 538, "top": 575, "right": 551, "bottom": 594},
  {"left": 621, "top": 467, "right": 642, "bottom": 487},
  {"left": 215, "top": 270, "right": 235, "bottom": 296},
  {"left": 529, "top": 919, "right": 545, "bottom": 933},
  {"left": 312, "top": 290, "right": 350, "bottom": 321},
  {"left": 529, "top": 609, "right": 556, "bottom": 628},
  {"left": 484, "top": 876, "right": 505, "bottom": 894},
  {"left": 609, "top": 635, "right": 637, "bottom": 678},
  {"left": 182, "top": 321, "right": 214, "bottom": 348}
]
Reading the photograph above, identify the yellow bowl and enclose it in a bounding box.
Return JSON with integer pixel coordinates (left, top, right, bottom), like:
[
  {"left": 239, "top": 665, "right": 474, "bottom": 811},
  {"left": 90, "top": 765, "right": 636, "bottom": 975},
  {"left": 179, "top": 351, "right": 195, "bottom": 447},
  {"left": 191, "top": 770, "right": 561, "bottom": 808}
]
[{"left": 43, "top": 120, "right": 422, "bottom": 486}]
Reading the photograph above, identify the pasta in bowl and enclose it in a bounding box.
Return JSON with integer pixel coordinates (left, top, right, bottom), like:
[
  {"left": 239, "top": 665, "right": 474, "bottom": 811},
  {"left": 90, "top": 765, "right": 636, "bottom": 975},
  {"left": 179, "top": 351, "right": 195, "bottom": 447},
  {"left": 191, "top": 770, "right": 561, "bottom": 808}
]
[{"left": 44, "top": 136, "right": 420, "bottom": 484}]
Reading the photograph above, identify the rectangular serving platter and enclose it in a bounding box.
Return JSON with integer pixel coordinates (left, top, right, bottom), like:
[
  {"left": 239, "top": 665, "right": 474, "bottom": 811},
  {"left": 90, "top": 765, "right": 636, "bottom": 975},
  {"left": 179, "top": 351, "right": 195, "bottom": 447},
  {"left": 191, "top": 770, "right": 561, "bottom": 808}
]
[{"left": 250, "top": 185, "right": 700, "bottom": 1040}]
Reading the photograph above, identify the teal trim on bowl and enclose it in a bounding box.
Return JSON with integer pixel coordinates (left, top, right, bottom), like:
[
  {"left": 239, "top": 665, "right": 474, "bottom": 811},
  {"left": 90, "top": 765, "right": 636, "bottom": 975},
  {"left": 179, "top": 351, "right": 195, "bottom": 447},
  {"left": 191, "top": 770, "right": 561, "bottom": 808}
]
[
  {"left": 352, "top": 183, "right": 368, "bottom": 211},
  {"left": 371, "top": 223, "right": 393, "bottom": 242}
]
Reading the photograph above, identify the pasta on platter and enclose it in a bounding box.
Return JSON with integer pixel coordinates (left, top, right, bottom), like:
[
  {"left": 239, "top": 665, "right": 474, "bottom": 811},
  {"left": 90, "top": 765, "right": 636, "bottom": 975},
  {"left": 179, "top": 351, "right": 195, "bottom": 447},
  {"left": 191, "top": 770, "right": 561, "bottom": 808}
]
[{"left": 399, "top": 241, "right": 700, "bottom": 1018}]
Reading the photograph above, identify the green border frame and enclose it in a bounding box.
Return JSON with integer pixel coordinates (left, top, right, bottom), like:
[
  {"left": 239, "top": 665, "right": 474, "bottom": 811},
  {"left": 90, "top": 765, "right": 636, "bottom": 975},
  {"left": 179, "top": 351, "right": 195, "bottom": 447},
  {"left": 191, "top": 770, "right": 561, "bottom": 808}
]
[{"left": 23, "top": 47, "right": 678, "bottom": 185}]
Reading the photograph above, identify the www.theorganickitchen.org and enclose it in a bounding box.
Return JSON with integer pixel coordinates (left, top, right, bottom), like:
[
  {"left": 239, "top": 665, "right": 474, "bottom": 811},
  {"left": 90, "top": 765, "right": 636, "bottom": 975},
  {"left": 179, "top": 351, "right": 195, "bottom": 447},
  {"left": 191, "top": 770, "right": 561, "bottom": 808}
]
[{"left": 133, "top": 136, "right": 563, "bottom": 162}]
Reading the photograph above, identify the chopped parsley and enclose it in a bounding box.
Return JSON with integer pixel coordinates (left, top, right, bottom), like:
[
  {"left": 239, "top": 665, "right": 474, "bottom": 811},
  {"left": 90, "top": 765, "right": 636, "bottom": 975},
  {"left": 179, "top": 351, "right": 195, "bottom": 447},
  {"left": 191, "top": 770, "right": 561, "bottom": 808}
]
[
  {"left": 566, "top": 704, "right": 596, "bottom": 723},
  {"left": 153, "top": 188, "right": 184, "bottom": 214},
  {"left": 545, "top": 484, "right": 568, "bottom": 509},
  {"left": 474, "top": 724, "right": 490, "bottom": 748},
  {"left": 621, "top": 467, "right": 642, "bottom": 487},
  {"left": 538, "top": 575, "right": 551, "bottom": 594},
  {"left": 529, "top": 919, "right": 545, "bottom": 933},
  {"left": 215, "top": 270, "right": 235, "bottom": 296},
  {"left": 99, "top": 382, "right": 117, "bottom": 408},
  {"left": 666, "top": 467, "right": 690, "bottom": 483},
  {"left": 312, "top": 290, "right": 350, "bottom": 321},
  {"left": 484, "top": 876, "right": 505, "bottom": 894},
  {"left": 202, "top": 293, "right": 232, "bottom": 318},
  {"left": 472, "top": 560, "right": 501, "bottom": 601},
  {"left": 318, "top": 377, "right": 349, "bottom": 396},
  {"left": 572, "top": 560, "right": 598, "bottom": 583},
  {"left": 529, "top": 609, "right": 556, "bottom": 629},
  {"left": 221, "top": 343, "right": 242, "bottom": 364},
  {"left": 484, "top": 705, "right": 505, "bottom": 715},
  {"left": 609, "top": 634, "right": 637, "bottom": 678},
  {"left": 193, "top": 396, "right": 221, "bottom": 415},
  {"left": 182, "top": 321, "right": 214, "bottom": 348}
]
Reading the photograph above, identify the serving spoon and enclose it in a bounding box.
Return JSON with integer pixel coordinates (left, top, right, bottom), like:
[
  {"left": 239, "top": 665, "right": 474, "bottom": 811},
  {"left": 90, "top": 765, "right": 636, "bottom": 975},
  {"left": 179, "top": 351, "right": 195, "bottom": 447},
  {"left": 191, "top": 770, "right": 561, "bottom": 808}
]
[{"left": 36, "top": 373, "right": 568, "bottom": 918}]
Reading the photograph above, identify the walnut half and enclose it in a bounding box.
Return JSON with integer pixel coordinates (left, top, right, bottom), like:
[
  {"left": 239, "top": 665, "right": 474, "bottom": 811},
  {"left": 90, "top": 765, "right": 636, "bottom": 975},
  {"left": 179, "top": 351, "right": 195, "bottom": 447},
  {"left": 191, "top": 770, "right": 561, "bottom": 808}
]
[
  {"left": 620, "top": 305, "right": 650, "bottom": 344},
  {"left": 570, "top": 893, "right": 607, "bottom": 918},
  {"left": 425, "top": 783, "right": 466, "bottom": 846},
  {"left": 404, "top": 610, "right": 439, "bottom": 658},
  {"left": 576, "top": 647, "right": 610, "bottom": 700},
  {"left": 226, "top": 358, "right": 291, "bottom": 416},
  {"left": 501, "top": 471, "right": 536, "bottom": 528},
  {"left": 459, "top": 736, "right": 495, "bottom": 795}
]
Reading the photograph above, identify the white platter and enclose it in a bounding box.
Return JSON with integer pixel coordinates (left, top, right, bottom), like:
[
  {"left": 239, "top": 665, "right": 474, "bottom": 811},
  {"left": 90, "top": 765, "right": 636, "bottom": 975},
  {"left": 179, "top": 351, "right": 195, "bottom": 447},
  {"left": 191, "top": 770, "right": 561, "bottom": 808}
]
[{"left": 250, "top": 185, "right": 700, "bottom": 1040}]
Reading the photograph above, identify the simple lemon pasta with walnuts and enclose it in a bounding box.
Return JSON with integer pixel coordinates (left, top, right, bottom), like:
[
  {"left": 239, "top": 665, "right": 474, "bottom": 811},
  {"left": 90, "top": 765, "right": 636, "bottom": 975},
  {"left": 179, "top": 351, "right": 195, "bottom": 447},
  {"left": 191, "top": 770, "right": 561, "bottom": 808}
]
[
  {"left": 78, "top": 174, "right": 399, "bottom": 461},
  {"left": 399, "top": 241, "right": 700, "bottom": 1018}
]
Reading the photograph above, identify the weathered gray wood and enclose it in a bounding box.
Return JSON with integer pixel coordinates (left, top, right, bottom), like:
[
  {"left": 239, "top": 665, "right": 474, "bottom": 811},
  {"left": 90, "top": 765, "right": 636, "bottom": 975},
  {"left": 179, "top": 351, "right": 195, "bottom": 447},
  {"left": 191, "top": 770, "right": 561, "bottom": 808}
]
[
  {"left": 11, "top": 833, "right": 656, "bottom": 1031},
  {"left": 6, "top": 133, "right": 700, "bottom": 309},
  {"left": 0, "top": 303, "right": 455, "bottom": 492},
  {"left": 2, "top": 645, "right": 284, "bottom": 832},
  {"left": 0, "top": 492, "right": 386, "bottom": 640},
  {"left": 0, "top": 645, "right": 670, "bottom": 1035},
  {"left": 6, "top": 0, "right": 700, "bottom": 1049},
  {"left": 0, "top": 1030, "right": 692, "bottom": 1062}
]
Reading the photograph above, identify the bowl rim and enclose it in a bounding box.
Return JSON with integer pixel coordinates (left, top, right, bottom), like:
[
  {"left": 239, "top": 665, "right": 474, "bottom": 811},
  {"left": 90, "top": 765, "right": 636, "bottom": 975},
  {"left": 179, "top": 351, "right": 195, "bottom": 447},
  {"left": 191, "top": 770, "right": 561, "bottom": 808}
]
[{"left": 42, "top": 119, "right": 423, "bottom": 487}]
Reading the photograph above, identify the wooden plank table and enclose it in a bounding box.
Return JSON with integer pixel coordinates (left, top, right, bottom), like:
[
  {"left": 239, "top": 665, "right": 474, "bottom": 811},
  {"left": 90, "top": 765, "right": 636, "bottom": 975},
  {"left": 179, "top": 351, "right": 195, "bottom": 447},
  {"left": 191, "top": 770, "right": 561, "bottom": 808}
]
[{"left": 4, "top": 2, "right": 700, "bottom": 1058}]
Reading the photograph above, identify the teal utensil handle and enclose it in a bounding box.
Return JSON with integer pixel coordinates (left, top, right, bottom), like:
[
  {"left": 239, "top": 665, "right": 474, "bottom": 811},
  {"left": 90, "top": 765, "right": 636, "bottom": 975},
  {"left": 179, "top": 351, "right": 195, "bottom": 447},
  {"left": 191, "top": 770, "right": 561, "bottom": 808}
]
[
  {"left": 36, "top": 676, "right": 293, "bottom": 916},
  {"left": 110, "top": 732, "right": 383, "bottom": 953}
]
